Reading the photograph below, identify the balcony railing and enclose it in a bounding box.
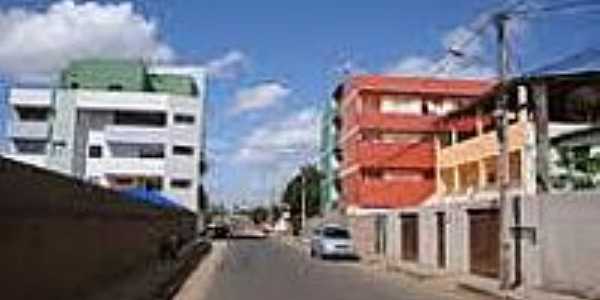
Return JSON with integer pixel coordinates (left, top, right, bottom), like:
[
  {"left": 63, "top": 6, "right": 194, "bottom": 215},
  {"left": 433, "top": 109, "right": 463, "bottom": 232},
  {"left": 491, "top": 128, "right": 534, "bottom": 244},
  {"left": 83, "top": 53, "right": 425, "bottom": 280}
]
[
  {"left": 344, "top": 141, "right": 435, "bottom": 169},
  {"left": 9, "top": 121, "right": 49, "bottom": 139},
  {"left": 104, "top": 125, "right": 168, "bottom": 144},
  {"left": 356, "top": 179, "right": 435, "bottom": 208},
  {"left": 86, "top": 158, "right": 165, "bottom": 176}
]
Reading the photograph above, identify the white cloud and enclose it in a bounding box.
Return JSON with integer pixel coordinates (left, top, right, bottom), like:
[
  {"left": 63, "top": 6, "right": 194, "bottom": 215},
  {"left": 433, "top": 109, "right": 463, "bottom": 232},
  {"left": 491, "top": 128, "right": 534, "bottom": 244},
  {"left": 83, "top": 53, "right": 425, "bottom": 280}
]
[
  {"left": 230, "top": 82, "right": 291, "bottom": 115},
  {"left": 204, "top": 50, "right": 248, "bottom": 79},
  {"left": 233, "top": 108, "right": 319, "bottom": 164},
  {"left": 385, "top": 26, "right": 495, "bottom": 79},
  {"left": 0, "top": 1, "right": 174, "bottom": 83}
]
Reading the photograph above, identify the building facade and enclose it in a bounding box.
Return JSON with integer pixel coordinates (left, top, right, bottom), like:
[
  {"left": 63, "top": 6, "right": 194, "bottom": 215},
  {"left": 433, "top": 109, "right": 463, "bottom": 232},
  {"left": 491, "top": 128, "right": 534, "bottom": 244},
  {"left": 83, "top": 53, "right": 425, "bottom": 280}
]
[
  {"left": 334, "top": 75, "right": 493, "bottom": 213},
  {"left": 383, "top": 65, "right": 600, "bottom": 284},
  {"left": 319, "top": 98, "right": 341, "bottom": 214},
  {"left": 3, "top": 60, "right": 206, "bottom": 212}
]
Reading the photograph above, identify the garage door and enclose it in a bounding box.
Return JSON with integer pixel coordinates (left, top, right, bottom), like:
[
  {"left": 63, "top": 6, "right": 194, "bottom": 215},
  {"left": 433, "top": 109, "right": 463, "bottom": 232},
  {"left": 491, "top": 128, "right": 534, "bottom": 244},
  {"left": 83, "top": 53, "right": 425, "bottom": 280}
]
[{"left": 469, "top": 209, "right": 500, "bottom": 278}]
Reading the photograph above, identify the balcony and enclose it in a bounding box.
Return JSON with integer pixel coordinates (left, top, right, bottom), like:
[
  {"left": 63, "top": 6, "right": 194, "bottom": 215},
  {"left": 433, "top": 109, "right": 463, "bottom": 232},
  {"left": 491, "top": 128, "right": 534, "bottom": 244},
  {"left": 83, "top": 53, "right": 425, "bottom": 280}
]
[
  {"left": 357, "top": 113, "right": 441, "bottom": 132},
  {"left": 86, "top": 158, "right": 165, "bottom": 177},
  {"left": 104, "top": 125, "right": 168, "bottom": 144},
  {"left": 356, "top": 179, "right": 435, "bottom": 208},
  {"left": 9, "top": 122, "right": 49, "bottom": 140},
  {"left": 439, "top": 122, "right": 527, "bottom": 168},
  {"left": 346, "top": 141, "right": 435, "bottom": 169}
]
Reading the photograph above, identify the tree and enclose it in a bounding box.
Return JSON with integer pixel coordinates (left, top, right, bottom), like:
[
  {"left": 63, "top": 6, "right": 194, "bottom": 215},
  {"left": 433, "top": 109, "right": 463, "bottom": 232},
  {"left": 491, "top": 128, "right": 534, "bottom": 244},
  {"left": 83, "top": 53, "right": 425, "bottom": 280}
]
[
  {"left": 270, "top": 204, "right": 283, "bottom": 223},
  {"left": 250, "top": 206, "right": 270, "bottom": 224},
  {"left": 281, "top": 164, "right": 323, "bottom": 227}
]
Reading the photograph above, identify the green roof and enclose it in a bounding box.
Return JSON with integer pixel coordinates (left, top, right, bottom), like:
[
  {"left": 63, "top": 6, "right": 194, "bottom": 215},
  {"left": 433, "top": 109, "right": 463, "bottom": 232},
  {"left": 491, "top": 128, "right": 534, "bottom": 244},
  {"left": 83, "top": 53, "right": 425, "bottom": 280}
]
[
  {"left": 148, "top": 74, "right": 197, "bottom": 96},
  {"left": 62, "top": 59, "right": 146, "bottom": 92},
  {"left": 60, "top": 59, "right": 198, "bottom": 96}
]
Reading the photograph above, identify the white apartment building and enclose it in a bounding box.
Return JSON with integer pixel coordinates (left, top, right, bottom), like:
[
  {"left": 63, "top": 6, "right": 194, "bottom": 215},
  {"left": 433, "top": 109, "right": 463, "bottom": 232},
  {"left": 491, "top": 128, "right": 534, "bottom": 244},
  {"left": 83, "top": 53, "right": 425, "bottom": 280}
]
[{"left": 3, "top": 60, "right": 206, "bottom": 212}]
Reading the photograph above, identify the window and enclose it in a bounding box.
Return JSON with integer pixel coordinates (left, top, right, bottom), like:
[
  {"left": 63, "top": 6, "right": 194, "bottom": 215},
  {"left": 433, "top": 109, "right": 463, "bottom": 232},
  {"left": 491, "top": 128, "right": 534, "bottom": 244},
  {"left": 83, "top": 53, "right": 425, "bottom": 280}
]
[
  {"left": 16, "top": 107, "right": 49, "bottom": 121},
  {"left": 144, "top": 177, "right": 163, "bottom": 191},
  {"left": 114, "top": 177, "right": 134, "bottom": 186},
  {"left": 171, "top": 179, "right": 192, "bottom": 189},
  {"left": 174, "top": 114, "right": 196, "bottom": 124},
  {"left": 322, "top": 227, "right": 351, "bottom": 239},
  {"left": 108, "top": 84, "right": 123, "bottom": 91},
  {"left": 109, "top": 143, "right": 164, "bottom": 158},
  {"left": 173, "top": 145, "right": 194, "bottom": 156},
  {"left": 380, "top": 97, "right": 422, "bottom": 114},
  {"left": 114, "top": 111, "right": 167, "bottom": 127},
  {"left": 88, "top": 145, "right": 102, "bottom": 158},
  {"left": 14, "top": 140, "right": 46, "bottom": 154},
  {"left": 140, "top": 146, "right": 165, "bottom": 158}
]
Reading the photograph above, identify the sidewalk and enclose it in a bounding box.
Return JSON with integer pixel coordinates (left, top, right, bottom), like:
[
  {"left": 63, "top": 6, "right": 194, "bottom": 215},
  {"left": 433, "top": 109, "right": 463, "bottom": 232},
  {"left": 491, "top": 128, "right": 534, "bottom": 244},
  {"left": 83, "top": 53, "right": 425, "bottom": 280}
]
[
  {"left": 459, "top": 275, "right": 586, "bottom": 300},
  {"left": 174, "top": 241, "right": 227, "bottom": 300}
]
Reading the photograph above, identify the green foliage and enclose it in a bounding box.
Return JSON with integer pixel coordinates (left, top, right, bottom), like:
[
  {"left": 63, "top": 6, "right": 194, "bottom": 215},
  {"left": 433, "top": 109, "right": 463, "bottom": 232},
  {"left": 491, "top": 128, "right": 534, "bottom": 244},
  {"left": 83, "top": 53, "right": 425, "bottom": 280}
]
[
  {"left": 281, "top": 164, "right": 323, "bottom": 223},
  {"left": 270, "top": 204, "right": 282, "bottom": 223},
  {"left": 250, "top": 206, "right": 270, "bottom": 224},
  {"left": 553, "top": 146, "right": 600, "bottom": 190}
]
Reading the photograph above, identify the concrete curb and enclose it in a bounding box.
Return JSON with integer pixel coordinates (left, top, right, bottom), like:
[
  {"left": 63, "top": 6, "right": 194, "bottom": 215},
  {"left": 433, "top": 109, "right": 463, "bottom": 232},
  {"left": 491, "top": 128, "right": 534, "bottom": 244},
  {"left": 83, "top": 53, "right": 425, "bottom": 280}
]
[{"left": 174, "top": 241, "right": 228, "bottom": 300}]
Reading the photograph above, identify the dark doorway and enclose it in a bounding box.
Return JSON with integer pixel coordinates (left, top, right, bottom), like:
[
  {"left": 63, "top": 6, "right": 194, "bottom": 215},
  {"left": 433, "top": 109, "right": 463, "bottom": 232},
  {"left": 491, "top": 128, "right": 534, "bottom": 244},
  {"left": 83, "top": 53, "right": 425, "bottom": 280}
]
[
  {"left": 436, "top": 212, "right": 446, "bottom": 269},
  {"left": 401, "top": 214, "right": 419, "bottom": 262}
]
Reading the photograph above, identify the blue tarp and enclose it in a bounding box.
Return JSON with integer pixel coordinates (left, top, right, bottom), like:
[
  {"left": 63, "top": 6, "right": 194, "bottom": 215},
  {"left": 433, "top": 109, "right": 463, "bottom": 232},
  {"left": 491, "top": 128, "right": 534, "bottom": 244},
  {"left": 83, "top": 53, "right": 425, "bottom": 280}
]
[
  {"left": 529, "top": 48, "right": 600, "bottom": 77},
  {"left": 121, "top": 188, "right": 186, "bottom": 211}
]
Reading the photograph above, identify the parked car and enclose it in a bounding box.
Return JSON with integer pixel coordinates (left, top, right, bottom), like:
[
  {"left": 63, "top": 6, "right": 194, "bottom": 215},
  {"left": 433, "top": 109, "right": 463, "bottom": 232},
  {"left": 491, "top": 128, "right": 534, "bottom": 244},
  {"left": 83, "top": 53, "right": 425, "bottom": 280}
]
[
  {"left": 207, "top": 222, "right": 231, "bottom": 239},
  {"left": 310, "top": 224, "right": 358, "bottom": 260}
]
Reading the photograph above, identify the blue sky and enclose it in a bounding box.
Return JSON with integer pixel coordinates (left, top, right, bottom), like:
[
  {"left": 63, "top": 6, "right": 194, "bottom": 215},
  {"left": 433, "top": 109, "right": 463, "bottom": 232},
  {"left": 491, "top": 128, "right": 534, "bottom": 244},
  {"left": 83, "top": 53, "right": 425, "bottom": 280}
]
[{"left": 0, "top": 0, "right": 598, "bottom": 208}]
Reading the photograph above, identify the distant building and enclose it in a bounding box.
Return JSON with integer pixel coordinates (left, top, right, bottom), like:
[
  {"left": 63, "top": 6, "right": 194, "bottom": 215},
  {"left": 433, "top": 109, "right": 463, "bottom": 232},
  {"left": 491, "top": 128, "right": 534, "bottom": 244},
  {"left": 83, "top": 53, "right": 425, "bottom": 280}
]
[
  {"left": 333, "top": 75, "right": 493, "bottom": 213},
  {"left": 3, "top": 59, "right": 207, "bottom": 212}
]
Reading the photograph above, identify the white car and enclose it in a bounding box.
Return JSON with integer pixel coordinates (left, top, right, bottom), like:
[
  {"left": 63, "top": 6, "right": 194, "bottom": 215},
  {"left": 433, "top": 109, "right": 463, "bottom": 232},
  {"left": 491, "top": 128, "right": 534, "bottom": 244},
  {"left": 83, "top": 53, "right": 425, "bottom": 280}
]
[{"left": 310, "top": 225, "right": 358, "bottom": 260}]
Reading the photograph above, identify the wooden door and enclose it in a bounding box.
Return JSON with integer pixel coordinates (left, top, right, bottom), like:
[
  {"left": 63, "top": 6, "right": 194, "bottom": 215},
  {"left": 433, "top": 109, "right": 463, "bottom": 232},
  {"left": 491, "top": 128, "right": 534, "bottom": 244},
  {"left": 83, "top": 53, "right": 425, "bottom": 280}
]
[
  {"left": 468, "top": 209, "right": 500, "bottom": 278},
  {"left": 401, "top": 214, "right": 419, "bottom": 262}
]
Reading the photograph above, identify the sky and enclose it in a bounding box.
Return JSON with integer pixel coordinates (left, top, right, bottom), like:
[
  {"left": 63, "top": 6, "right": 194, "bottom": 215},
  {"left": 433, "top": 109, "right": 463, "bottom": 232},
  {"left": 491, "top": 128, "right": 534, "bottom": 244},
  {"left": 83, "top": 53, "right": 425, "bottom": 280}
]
[{"left": 0, "top": 0, "right": 598, "bottom": 208}]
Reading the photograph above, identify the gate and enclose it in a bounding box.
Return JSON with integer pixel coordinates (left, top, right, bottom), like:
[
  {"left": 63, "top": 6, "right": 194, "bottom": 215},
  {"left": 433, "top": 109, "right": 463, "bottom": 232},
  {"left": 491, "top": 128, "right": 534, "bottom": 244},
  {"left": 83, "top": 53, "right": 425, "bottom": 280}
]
[
  {"left": 401, "top": 214, "right": 419, "bottom": 262},
  {"left": 468, "top": 209, "right": 500, "bottom": 278}
]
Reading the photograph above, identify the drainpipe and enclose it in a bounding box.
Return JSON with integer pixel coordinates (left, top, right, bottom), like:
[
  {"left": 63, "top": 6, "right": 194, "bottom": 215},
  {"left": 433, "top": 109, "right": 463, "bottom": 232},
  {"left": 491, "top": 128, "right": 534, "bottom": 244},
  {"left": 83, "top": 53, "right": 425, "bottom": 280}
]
[{"left": 511, "top": 195, "right": 523, "bottom": 289}]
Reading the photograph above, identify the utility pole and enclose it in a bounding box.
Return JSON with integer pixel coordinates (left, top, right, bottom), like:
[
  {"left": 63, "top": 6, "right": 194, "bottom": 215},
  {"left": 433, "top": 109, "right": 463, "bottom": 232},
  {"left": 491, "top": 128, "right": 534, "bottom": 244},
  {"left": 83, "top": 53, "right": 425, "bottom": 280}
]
[{"left": 495, "top": 12, "right": 512, "bottom": 291}]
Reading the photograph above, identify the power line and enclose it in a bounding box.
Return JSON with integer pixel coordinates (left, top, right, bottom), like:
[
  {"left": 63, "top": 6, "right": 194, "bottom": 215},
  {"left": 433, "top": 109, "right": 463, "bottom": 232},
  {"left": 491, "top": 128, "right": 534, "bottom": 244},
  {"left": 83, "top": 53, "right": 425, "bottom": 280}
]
[{"left": 430, "top": 0, "right": 530, "bottom": 76}]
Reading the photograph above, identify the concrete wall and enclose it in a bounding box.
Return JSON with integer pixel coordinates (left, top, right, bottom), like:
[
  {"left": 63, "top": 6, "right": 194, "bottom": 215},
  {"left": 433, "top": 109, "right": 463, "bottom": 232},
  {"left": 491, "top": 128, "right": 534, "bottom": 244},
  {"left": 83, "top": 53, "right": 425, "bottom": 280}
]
[
  {"left": 0, "top": 156, "right": 196, "bottom": 300},
  {"left": 348, "top": 215, "right": 378, "bottom": 258},
  {"left": 383, "top": 190, "right": 600, "bottom": 299},
  {"left": 532, "top": 192, "right": 600, "bottom": 299}
]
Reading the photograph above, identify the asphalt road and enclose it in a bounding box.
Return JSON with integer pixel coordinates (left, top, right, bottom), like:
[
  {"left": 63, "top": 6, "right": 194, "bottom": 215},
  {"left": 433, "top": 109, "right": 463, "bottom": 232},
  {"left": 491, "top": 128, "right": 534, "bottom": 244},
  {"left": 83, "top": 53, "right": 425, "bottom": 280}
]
[{"left": 204, "top": 239, "right": 489, "bottom": 300}]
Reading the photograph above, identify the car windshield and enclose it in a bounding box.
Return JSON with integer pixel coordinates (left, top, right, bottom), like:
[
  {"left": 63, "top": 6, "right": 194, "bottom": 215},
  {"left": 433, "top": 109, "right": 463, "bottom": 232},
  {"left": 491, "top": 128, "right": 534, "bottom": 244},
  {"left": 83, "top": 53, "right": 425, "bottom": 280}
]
[{"left": 322, "top": 228, "right": 350, "bottom": 239}]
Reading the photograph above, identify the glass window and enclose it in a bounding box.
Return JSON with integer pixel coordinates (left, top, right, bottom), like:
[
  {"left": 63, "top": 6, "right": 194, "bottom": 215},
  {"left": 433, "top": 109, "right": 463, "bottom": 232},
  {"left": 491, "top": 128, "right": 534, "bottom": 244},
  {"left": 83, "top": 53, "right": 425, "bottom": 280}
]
[
  {"left": 14, "top": 140, "right": 47, "bottom": 154},
  {"left": 322, "top": 227, "right": 351, "bottom": 239},
  {"left": 174, "top": 114, "right": 195, "bottom": 124},
  {"left": 16, "top": 107, "right": 49, "bottom": 121},
  {"left": 88, "top": 145, "right": 102, "bottom": 158},
  {"left": 114, "top": 111, "right": 166, "bottom": 127},
  {"left": 173, "top": 145, "right": 194, "bottom": 156},
  {"left": 171, "top": 179, "right": 192, "bottom": 189}
]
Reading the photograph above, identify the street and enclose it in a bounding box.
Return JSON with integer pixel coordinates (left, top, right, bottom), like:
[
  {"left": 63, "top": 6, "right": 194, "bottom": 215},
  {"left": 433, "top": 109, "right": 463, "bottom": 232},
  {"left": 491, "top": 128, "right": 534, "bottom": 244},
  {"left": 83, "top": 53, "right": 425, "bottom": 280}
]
[{"left": 204, "top": 239, "right": 492, "bottom": 300}]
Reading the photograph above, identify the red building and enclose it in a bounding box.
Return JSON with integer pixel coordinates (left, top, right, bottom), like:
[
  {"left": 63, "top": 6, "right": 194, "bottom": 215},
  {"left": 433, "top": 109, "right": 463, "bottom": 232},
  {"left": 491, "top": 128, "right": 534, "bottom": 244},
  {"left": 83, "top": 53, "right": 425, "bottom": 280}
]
[{"left": 334, "top": 75, "right": 493, "bottom": 211}]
